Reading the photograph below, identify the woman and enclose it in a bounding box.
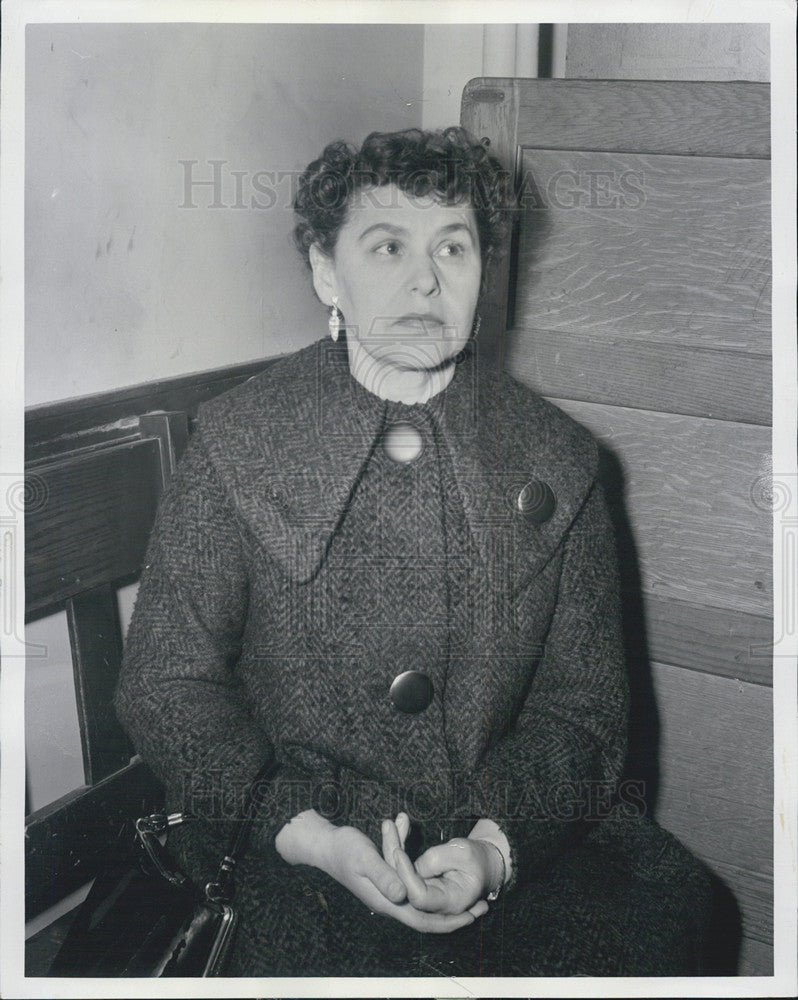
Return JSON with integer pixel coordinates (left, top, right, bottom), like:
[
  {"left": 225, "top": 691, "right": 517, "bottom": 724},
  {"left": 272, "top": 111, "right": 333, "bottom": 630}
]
[{"left": 115, "top": 127, "right": 713, "bottom": 976}]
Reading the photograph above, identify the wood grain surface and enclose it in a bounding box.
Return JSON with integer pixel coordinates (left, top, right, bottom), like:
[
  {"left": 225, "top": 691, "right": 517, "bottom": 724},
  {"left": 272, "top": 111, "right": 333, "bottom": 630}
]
[
  {"left": 651, "top": 661, "right": 773, "bottom": 946},
  {"left": 550, "top": 398, "right": 772, "bottom": 617},
  {"left": 463, "top": 79, "right": 770, "bottom": 158},
  {"left": 737, "top": 934, "right": 774, "bottom": 977},
  {"left": 516, "top": 149, "right": 771, "bottom": 353},
  {"left": 25, "top": 439, "right": 163, "bottom": 618},
  {"left": 25, "top": 759, "right": 163, "bottom": 919},
  {"left": 638, "top": 594, "right": 772, "bottom": 687},
  {"left": 506, "top": 327, "right": 771, "bottom": 425}
]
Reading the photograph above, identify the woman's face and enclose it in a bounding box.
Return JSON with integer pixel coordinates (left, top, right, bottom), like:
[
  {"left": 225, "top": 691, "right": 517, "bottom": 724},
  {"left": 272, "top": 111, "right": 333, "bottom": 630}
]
[{"left": 311, "top": 184, "right": 482, "bottom": 372}]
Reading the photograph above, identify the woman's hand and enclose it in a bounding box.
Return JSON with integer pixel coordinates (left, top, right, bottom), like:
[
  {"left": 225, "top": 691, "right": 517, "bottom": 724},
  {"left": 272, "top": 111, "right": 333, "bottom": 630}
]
[
  {"left": 382, "top": 817, "right": 499, "bottom": 917},
  {"left": 320, "top": 824, "right": 488, "bottom": 932},
  {"left": 276, "top": 811, "right": 485, "bottom": 932},
  {"left": 382, "top": 814, "right": 494, "bottom": 918}
]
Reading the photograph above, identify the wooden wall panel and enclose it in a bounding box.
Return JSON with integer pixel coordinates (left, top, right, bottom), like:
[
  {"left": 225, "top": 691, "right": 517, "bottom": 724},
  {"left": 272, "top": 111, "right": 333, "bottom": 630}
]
[
  {"left": 463, "top": 76, "right": 774, "bottom": 978},
  {"left": 512, "top": 79, "right": 770, "bottom": 158},
  {"left": 515, "top": 150, "right": 771, "bottom": 352},
  {"left": 642, "top": 595, "right": 772, "bottom": 687},
  {"left": 738, "top": 936, "right": 774, "bottom": 977},
  {"left": 461, "top": 78, "right": 770, "bottom": 364},
  {"left": 506, "top": 329, "right": 770, "bottom": 426},
  {"left": 564, "top": 24, "right": 771, "bottom": 85},
  {"left": 542, "top": 399, "right": 772, "bottom": 616},
  {"left": 651, "top": 662, "right": 773, "bottom": 946},
  {"left": 459, "top": 81, "right": 520, "bottom": 353},
  {"left": 463, "top": 79, "right": 770, "bottom": 159}
]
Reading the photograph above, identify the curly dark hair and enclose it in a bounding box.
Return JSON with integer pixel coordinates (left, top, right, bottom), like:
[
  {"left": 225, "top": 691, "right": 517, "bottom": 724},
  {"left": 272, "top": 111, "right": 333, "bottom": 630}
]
[{"left": 293, "top": 127, "right": 515, "bottom": 282}]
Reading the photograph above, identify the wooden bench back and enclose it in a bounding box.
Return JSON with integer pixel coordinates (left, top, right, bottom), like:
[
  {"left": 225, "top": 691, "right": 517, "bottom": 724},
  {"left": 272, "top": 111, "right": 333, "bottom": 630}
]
[
  {"left": 25, "top": 360, "right": 270, "bottom": 921},
  {"left": 462, "top": 78, "right": 773, "bottom": 975}
]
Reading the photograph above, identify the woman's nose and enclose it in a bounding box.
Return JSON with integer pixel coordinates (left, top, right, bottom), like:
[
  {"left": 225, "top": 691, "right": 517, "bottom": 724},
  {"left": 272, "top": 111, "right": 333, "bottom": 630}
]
[{"left": 407, "top": 256, "right": 440, "bottom": 296}]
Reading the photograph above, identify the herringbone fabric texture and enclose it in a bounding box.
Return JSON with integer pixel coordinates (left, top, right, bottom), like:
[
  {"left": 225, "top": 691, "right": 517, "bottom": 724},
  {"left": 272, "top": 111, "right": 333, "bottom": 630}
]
[{"left": 115, "top": 336, "right": 713, "bottom": 975}]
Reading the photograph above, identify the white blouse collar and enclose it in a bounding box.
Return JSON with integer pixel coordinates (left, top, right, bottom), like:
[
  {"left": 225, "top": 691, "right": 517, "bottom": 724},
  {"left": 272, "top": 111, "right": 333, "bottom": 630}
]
[{"left": 345, "top": 333, "right": 456, "bottom": 405}]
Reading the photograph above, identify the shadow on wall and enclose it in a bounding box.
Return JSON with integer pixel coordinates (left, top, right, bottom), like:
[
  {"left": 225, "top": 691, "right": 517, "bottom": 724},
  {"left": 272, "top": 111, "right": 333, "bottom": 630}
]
[{"left": 597, "top": 445, "right": 742, "bottom": 976}]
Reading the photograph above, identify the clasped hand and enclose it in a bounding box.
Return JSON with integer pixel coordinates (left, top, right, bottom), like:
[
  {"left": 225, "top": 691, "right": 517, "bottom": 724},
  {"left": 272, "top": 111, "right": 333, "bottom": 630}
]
[
  {"left": 276, "top": 810, "right": 492, "bottom": 933},
  {"left": 339, "top": 812, "right": 493, "bottom": 932}
]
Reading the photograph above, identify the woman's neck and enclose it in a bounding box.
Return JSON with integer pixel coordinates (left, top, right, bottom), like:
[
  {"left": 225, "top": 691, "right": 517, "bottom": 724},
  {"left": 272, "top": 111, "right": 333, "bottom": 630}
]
[{"left": 345, "top": 336, "right": 456, "bottom": 404}]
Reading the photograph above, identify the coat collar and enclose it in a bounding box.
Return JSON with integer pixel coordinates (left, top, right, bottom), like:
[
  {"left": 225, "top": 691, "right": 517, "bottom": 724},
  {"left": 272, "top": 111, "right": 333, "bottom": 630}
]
[{"left": 198, "top": 336, "right": 597, "bottom": 597}]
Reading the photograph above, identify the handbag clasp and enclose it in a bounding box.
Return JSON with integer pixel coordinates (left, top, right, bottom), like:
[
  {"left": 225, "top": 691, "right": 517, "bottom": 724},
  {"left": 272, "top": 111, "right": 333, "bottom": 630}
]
[{"left": 136, "top": 813, "right": 195, "bottom": 886}]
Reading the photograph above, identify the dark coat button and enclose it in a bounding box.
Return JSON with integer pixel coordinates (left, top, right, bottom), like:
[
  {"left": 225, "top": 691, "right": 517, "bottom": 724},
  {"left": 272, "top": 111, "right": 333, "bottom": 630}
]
[
  {"left": 516, "top": 480, "right": 556, "bottom": 523},
  {"left": 390, "top": 670, "right": 434, "bottom": 713}
]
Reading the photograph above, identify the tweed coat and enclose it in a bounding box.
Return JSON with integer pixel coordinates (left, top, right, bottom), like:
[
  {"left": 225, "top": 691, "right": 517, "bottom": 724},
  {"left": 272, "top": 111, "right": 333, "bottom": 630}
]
[{"left": 115, "top": 335, "right": 713, "bottom": 976}]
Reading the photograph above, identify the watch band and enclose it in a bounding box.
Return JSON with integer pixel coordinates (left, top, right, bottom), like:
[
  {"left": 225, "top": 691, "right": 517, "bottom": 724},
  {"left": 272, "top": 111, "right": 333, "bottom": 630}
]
[{"left": 482, "top": 839, "right": 507, "bottom": 901}]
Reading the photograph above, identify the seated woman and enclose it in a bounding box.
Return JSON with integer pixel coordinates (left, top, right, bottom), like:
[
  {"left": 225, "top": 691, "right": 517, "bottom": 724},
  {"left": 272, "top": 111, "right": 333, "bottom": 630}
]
[{"left": 115, "top": 126, "right": 713, "bottom": 977}]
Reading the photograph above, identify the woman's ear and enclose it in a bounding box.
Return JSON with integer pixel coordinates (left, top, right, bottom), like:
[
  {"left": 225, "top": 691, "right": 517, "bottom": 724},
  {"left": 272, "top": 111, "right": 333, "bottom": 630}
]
[{"left": 309, "top": 244, "right": 337, "bottom": 307}]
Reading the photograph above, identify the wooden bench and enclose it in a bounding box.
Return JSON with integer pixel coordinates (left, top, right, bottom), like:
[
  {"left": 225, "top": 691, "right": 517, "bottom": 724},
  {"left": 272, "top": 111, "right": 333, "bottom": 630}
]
[
  {"left": 462, "top": 77, "right": 773, "bottom": 976},
  {"left": 24, "top": 359, "right": 272, "bottom": 974}
]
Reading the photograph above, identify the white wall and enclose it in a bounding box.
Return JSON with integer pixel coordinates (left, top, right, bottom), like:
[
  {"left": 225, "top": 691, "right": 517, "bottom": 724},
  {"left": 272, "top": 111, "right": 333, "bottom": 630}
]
[
  {"left": 421, "top": 24, "right": 548, "bottom": 131},
  {"left": 27, "top": 21, "right": 558, "bottom": 407},
  {"left": 25, "top": 23, "right": 424, "bottom": 406},
  {"left": 24, "top": 22, "right": 425, "bottom": 817},
  {"left": 422, "top": 24, "right": 488, "bottom": 131}
]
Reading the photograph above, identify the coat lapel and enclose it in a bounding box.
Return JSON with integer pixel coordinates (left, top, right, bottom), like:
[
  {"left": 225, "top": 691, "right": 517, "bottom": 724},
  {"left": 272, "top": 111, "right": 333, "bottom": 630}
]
[
  {"left": 198, "top": 337, "right": 597, "bottom": 596},
  {"left": 437, "top": 352, "right": 597, "bottom": 599},
  {"left": 197, "top": 337, "right": 386, "bottom": 584}
]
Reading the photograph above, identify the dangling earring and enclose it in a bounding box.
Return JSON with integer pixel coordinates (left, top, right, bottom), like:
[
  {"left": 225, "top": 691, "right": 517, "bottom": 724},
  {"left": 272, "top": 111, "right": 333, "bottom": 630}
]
[
  {"left": 328, "top": 296, "right": 342, "bottom": 342},
  {"left": 472, "top": 313, "right": 482, "bottom": 338}
]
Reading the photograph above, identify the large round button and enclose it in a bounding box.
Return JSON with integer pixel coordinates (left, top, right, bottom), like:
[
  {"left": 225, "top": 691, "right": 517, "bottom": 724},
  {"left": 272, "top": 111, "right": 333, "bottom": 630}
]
[
  {"left": 516, "top": 480, "right": 556, "bottom": 523},
  {"left": 383, "top": 422, "right": 423, "bottom": 464},
  {"left": 390, "top": 670, "right": 434, "bottom": 713}
]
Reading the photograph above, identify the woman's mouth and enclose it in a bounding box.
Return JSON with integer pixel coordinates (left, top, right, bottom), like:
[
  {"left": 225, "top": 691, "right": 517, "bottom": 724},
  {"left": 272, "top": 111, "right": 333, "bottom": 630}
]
[{"left": 393, "top": 314, "right": 444, "bottom": 330}]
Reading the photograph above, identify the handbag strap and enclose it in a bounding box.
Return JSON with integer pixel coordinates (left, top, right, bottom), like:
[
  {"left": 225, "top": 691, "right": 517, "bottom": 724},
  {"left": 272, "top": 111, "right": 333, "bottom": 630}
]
[{"left": 203, "top": 758, "right": 280, "bottom": 904}]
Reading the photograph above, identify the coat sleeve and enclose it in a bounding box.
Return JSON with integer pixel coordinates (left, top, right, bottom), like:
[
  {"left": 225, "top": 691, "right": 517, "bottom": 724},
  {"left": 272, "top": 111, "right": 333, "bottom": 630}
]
[
  {"left": 456, "top": 478, "right": 629, "bottom": 889},
  {"left": 114, "top": 426, "right": 305, "bottom": 854}
]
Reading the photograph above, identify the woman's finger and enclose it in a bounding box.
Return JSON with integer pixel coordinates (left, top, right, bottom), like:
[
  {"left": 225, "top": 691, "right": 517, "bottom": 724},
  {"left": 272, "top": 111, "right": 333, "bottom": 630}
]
[
  {"left": 391, "top": 903, "right": 476, "bottom": 934},
  {"left": 381, "top": 819, "right": 402, "bottom": 869},
  {"left": 351, "top": 872, "right": 479, "bottom": 933},
  {"left": 468, "top": 898, "right": 489, "bottom": 919},
  {"left": 393, "top": 848, "right": 429, "bottom": 894},
  {"left": 413, "top": 843, "right": 450, "bottom": 880},
  {"left": 362, "top": 847, "right": 407, "bottom": 904},
  {"left": 363, "top": 886, "right": 476, "bottom": 933},
  {"left": 413, "top": 839, "right": 475, "bottom": 880},
  {"left": 393, "top": 848, "right": 451, "bottom": 911},
  {"left": 395, "top": 812, "right": 410, "bottom": 849}
]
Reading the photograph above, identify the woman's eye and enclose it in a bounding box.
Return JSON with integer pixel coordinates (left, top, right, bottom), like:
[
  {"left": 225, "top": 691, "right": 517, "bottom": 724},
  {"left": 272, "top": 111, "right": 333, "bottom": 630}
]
[
  {"left": 374, "top": 241, "right": 401, "bottom": 255},
  {"left": 437, "top": 242, "right": 464, "bottom": 258}
]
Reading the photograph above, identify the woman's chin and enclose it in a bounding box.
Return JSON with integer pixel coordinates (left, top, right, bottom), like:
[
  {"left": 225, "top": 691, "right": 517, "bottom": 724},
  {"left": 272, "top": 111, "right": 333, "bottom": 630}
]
[{"left": 367, "top": 342, "right": 460, "bottom": 373}]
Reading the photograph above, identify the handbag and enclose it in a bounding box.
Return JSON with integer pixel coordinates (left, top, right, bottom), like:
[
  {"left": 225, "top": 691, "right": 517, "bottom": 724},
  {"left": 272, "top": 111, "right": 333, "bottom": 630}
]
[{"left": 47, "top": 762, "right": 275, "bottom": 977}]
